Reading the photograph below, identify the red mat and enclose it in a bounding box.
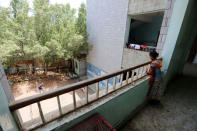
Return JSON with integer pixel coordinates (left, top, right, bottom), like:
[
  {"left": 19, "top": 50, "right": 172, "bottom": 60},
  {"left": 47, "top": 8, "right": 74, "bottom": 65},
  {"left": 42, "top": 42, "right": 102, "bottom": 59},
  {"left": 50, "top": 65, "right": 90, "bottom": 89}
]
[{"left": 70, "top": 114, "right": 116, "bottom": 131}]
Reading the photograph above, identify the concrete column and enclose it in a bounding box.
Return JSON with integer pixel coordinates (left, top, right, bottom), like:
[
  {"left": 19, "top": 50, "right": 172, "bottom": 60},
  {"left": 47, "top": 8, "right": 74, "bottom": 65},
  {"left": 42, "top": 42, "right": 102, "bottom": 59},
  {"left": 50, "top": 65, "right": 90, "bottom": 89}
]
[
  {"left": 124, "top": 16, "right": 131, "bottom": 45},
  {"left": 162, "top": 0, "right": 189, "bottom": 72},
  {"left": 0, "top": 62, "right": 15, "bottom": 103},
  {"left": 156, "top": 0, "right": 176, "bottom": 55},
  {"left": 0, "top": 83, "right": 19, "bottom": 131}
]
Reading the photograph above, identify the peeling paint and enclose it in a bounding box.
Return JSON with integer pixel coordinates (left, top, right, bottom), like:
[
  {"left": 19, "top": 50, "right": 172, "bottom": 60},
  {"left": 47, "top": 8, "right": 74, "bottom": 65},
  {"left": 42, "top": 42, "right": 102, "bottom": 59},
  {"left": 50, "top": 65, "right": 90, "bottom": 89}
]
[{"left": 0, "top": 114, "right": 13, "bottom": 131}]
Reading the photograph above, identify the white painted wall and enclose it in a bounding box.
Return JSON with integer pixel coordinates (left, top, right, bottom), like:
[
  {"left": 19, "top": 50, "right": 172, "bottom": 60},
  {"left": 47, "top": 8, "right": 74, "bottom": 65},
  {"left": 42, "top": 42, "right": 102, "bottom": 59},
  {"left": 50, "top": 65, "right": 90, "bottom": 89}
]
[
  {"left": 122, "top": 48, "right": 150, "bottom": 69},
  {"left": 128, "top": 0, "right": 167, "bottom": 15},
  {"left": 87, "top": 0, "right": 129, "bottom": 73}
]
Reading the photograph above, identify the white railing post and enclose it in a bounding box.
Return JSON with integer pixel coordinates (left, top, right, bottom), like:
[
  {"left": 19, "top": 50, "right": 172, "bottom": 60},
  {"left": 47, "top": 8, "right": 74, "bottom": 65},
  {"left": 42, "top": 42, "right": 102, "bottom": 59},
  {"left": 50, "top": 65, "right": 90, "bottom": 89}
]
[
  {"left": 141, "top": 66, "right": 145, "bottom": 77},
  {"left": 37, "top": 102, "right": 46, "bottom": 124},
  {"left": 139, "top": 67, "right": 142, "bottom": 78},
  {"left": 120, "top": 73, "right": 123, "bottom": 87},
  {"left": 126, "top": 71, "right": 129, "bottom": 84},
  {"left": 131, "top": 70, "right": 135, "bottom": 85},
  {"left": 73, "top": 91, "right": 76, "bottom": 109},
  {"left": 136, "top": 68, "right": 140, "bottom": 80},
  {"left": 96, "top": 82, "right": 99, "bottom": 99},
  {"left": 147, "top": 64, "right": 150, "bottom": 72},
  {"left": 113, "top": 76, "right": 116, "bottom": 90},
  {"left": 57, "top": 96, "right": 62, "bottom": 116},
  {"left": 13, "top": 111, "right": 23, "bottom": 130},
  {"left": 85, "top": 86, "right": 88, "bottom": 104},
  {"left": 105, "top": 79, "right": 109, "bottom": 94}
]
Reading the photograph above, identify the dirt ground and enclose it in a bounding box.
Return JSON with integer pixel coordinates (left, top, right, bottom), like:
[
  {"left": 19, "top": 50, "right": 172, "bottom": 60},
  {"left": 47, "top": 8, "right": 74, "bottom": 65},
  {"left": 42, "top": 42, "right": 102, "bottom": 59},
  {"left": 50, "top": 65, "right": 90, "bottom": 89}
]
[{"left": 8, "top": 71, "right": 81, "bottom": 100}]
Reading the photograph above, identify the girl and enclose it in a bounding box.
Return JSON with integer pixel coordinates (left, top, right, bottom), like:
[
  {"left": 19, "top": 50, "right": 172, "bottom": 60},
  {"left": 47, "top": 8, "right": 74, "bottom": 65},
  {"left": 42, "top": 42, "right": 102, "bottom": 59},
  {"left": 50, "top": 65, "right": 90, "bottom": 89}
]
[{"left": 147, "top": 50, "right": 162, "bottom": 104}]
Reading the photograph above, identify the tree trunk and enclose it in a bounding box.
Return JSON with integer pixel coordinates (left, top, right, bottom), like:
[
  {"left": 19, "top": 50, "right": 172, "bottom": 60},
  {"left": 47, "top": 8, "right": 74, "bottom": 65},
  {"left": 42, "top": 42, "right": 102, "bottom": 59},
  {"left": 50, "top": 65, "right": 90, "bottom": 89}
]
[
  {"left": 32, "top": 59, "right": 35, "bottom": 74},
  {"left": 71, "top": 59, "right": 75, "bottom": 72},
  {"left": 44, "top": 62, "right": 48, "bottom": 75}
]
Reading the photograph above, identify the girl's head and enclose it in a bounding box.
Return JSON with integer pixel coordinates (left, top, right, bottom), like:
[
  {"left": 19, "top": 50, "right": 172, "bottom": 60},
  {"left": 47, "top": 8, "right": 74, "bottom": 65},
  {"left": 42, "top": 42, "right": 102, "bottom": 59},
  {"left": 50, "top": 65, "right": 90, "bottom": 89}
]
[{"left": 149, "top": 50, "right": 159, "bottom": 60}]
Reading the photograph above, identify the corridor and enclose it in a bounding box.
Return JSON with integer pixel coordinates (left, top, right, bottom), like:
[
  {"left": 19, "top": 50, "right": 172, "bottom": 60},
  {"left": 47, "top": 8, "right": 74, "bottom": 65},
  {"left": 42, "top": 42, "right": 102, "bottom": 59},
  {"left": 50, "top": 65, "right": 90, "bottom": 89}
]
[{"left": 121, "top": 75, "right": 197, "bottom": 131}]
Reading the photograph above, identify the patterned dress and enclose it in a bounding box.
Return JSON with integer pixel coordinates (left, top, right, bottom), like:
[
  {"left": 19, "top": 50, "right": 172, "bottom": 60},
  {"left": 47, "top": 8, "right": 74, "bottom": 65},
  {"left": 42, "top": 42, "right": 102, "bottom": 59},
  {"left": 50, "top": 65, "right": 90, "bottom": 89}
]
[{"left": 148, "top": 59, "right": 163, "bottom": 100}]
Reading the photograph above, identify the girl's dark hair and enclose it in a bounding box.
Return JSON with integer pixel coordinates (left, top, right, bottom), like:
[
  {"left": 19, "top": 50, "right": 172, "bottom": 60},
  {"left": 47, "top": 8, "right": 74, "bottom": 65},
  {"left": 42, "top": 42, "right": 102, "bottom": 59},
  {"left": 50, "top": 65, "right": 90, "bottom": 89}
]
[{"left": 149, "top": 50, "right": 159, "bottom": 59}]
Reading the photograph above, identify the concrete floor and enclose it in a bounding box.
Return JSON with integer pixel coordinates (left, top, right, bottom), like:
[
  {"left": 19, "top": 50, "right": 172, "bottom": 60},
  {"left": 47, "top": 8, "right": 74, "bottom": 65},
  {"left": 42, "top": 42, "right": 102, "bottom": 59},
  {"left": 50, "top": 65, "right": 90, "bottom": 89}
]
[
  {"left": 183, "top": 63, "right": 197, "bottom": 77},
  {"left": 121, "top": 76, "right": 197, "bottom": 131}
]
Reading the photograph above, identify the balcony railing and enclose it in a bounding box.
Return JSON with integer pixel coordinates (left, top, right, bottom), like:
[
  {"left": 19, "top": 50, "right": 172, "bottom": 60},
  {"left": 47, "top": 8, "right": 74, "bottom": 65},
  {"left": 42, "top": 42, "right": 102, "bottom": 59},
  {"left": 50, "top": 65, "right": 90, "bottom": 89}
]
[{"left": 9, "top": 61, "right": 153, "bottom": 130}]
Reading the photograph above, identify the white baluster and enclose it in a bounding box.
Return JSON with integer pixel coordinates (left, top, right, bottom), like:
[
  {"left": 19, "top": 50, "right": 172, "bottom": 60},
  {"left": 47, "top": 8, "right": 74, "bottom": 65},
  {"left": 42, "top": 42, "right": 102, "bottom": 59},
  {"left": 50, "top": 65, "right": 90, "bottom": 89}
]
[
  {"left": 57, "top": 96, "right": 62, "bottom": 116},
  {"left": 105, "top": 79, "right": 109, "bottom": 94},
  {"left": 126, "top": 71, "right": 129, "bottom": 84},
  {"left": 86, "top": 86, "right": 88, "bottom": 104},
  {"left": 120, "top": 73, "right": 123, "bottom": 87},
  {"left": 96, "top": 82, "right": 99, "bottom": 99},
  {"left": 73, "top": 91, "right": 76, "bottom": 109},
  {"left": 113, "top": 76, "right": 117, "bottom": 90},
  {"left": 37, "top": 102, "right": 46, "bottom": 123}
]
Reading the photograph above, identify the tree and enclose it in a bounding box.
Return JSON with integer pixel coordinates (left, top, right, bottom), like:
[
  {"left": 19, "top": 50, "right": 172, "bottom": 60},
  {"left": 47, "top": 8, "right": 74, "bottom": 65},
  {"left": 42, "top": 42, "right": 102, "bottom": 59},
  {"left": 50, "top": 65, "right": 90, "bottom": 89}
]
[
  {"left": 0, "top": 0, "right": 91, "bottom": 74},
  {"left": 10, "top": 0, "right": 19, "bottom": 18},
  {"left": 76, "top": 3, "right": 87, "bottom": 39},
  {"left": 0, "top": 0, "right": 36, "bottom": 65},
  {"left": 75, "top": 3, "right": 90, "bottom": 58}
]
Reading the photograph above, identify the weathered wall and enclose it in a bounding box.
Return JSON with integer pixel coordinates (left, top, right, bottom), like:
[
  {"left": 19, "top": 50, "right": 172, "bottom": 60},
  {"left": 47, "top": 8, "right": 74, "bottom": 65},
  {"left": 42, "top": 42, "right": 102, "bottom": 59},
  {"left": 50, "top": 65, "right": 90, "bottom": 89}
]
[
  {"left": 0, "top": 62, "right": 18, "bottom": 131},
  {"left": 128, "top": 0, "right": 167, "bottom": 15},
  {"left": 0, "top": 84, "right": 18, "bottom": 131},
  {"left": 55, "top": 79, "right": 149, "bottom": 131},
  {"left": 162, "top": 0, "right": 197, "bottom": 87},
  {"left": 0, "top": 62, "right": 14, "bottom": 103},
  {"left": 86, "top": 0, "right": 129, "bottom": 74},
  {"left": 122, "top": 48, "right": 150, "bottom": 69}
]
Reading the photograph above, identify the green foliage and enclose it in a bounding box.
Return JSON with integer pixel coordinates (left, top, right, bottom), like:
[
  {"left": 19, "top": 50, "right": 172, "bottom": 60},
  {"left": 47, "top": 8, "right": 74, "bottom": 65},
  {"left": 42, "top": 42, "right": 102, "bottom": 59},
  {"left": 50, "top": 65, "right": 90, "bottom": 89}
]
[{"left": 0, "top": 0, "right": 89, "bottom": 67}]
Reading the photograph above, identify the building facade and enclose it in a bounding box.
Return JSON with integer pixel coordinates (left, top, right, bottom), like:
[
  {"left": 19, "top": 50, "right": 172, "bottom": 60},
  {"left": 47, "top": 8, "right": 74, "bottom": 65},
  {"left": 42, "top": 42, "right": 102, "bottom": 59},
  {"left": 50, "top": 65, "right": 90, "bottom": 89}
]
[
  {"left": 86, "top": 0, "right": 175, "bottom": 77},
  {"left": 0, "top": 0, "right": 197, "bottom": 130}
]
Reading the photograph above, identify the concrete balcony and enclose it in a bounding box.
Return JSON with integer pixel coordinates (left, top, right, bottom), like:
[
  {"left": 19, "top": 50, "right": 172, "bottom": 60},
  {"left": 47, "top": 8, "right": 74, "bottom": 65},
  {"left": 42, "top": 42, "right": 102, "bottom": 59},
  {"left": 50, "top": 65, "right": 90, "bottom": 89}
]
[
  {"left": 5, "top": 62, "right": 151, "bottom": 131},
  {"left": 1, "top": 60, "right": 197, "bottom": 131},
  {"left": 128, "top": 0, "right": 168, "bottom": 15},
  {"left": 122, "top": 48, "right": 150, "bottom": 69}
]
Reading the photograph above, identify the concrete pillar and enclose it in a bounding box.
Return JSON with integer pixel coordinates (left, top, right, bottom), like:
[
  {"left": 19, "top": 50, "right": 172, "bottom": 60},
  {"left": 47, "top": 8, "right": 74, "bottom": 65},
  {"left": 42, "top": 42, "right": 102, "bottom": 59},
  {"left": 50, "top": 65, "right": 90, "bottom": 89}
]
[
  {"left": 161, "top": 0, "right": 197, "bottom": 90},
  {"left": 124, "top": 16, "right": 131, "bottom": 45},
  {"left": 0, "top": 83, "right": 19, "bottom": 131},
  {"left": 156, "top": 0, "right": 176, "bottom": 55},
  {"left": 0, "top": 62, "right": 18, "bottom": 130},
  {"left": 0, "top": 62, "right": 15, "bottom": 103},
  {"left": 162, "top": 0, "right": 189, "bottom": 72}
]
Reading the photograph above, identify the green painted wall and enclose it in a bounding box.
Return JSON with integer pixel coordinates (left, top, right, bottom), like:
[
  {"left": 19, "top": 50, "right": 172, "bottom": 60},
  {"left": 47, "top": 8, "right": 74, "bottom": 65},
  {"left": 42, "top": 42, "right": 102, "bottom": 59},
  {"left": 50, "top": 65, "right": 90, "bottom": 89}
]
[
  {"left": 55, "top": 79, "right": 149, "bottom": 131},
  {"left": 131, "top": 15, "right": 163, "bottom": 44},
  {"left": 0, "top": 84, "right": 18, "bottom": 131},
  {"left": 162, "top": 0, "right": 197, "bottom": 88}
]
